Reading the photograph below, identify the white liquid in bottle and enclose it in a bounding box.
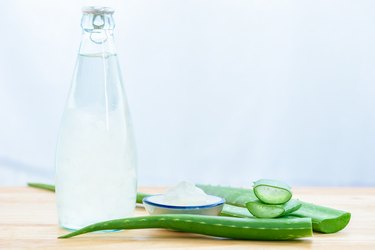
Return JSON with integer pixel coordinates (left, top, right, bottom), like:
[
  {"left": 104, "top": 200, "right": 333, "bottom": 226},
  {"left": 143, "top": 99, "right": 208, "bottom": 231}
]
[{"left": 55, "top": 9, "right": 137, "bottom": 230}]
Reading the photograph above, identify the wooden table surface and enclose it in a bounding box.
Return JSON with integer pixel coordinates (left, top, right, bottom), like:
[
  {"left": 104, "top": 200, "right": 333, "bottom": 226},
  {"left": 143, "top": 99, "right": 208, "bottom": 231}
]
[{"left": 0, "top": 186, "right": 374, "bottom": 249}]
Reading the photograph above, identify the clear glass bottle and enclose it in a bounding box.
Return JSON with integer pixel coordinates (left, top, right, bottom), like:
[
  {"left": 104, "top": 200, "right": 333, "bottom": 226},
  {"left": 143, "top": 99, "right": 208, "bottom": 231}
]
[{"left": 55, "top": 6, "right": 137, "bottom": 230}]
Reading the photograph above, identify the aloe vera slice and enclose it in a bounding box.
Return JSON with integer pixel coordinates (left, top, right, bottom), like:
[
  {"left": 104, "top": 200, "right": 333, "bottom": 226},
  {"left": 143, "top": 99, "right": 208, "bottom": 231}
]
[
  {"left": 221, "top": 204, "right": 299, "bottom": 220},
  {"left": 253, "top": 179, "right": 292, "bottom": 204},
  {"left": 246, "top": 199, "right": 301, "bottom": 218}
]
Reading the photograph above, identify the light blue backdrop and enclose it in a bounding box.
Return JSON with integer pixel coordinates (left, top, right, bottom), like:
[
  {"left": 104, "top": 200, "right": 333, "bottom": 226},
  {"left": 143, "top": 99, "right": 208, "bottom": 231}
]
[{"left": 1, "top": 0, "right": 374, "bottom": 186}]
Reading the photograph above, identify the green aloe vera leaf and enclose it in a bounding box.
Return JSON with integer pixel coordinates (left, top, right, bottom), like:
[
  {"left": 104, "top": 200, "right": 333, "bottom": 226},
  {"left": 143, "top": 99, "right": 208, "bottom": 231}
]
[
  {"left": 28, "top": 183, "right": 55, "bottom": 192},
  {"left": 58, "top": 214, "right": 312, "bottom": 240},
  {"left": 195, "top": 184, "right": 256, "bottom": 207},
  {"left": 253, "top": 179, "right": 292, "bottom": 204},
  {"left": 292, "top": 201, "right": 351, "bottom": 233}
]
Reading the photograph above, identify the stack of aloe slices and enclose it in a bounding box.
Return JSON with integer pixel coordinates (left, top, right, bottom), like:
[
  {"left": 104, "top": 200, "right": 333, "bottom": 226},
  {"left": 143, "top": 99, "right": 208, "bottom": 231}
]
[
  {"left": 28, "top": 180, "right": 350, "bottom": 240},
  {"left": 245, "top": 179, "right": 301, "bottom": 218}
]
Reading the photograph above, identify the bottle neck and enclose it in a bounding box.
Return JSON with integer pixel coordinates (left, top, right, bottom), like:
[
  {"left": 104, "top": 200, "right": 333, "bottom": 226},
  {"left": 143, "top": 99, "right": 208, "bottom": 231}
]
[{"left": 79, "top": 12, "right": 116, "bottom": 56}]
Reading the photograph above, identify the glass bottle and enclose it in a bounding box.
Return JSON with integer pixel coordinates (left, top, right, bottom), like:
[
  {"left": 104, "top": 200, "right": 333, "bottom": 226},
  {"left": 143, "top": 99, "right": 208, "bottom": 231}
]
[{"left": 55, "top": 6, "right": 137, "bottom": 230}]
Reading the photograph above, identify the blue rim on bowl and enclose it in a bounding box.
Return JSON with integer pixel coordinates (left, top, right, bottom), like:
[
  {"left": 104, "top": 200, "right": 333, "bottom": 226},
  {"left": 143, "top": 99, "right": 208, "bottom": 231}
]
[{"left": 143, "top": 194, "right": 225, "bottom": 210}]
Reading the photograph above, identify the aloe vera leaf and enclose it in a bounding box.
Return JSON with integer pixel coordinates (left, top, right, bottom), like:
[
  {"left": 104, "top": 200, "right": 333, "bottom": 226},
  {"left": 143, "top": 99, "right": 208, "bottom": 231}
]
[
  {"left": 136, "top": 192, "right": 151, "bottom": 203},
  {"left": 58, "top": 214, "right": 312, "bottom": 240},
  {"left": 195, "top": 185, "right": 257, "bottom": 207},
  {"left": 292, "top": 201, "right": 351, "bottom": 233},
  {"left": 246, "top": 199, "right": 301, "bottom": 218},
  {"left": 28, "top": 183, "right": 55, "bottom": 192},
  {"left": 197, "top": 184, "right": 351, "bottom": 234},
  {"left": 253, "top": 179, "right": 292, "bottom": 204}
]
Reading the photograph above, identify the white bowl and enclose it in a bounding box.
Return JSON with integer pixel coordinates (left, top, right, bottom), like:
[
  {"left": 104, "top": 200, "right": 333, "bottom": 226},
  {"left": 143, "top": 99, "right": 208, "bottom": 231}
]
[{"left": 143, "top": 195, "right": 225, "bottom": 216}]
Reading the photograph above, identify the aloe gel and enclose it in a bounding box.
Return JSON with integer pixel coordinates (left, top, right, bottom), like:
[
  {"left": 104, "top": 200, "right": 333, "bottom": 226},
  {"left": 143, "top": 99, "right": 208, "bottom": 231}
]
[{"left": 55, "top": 6, "right": 137, "bottom": 230}]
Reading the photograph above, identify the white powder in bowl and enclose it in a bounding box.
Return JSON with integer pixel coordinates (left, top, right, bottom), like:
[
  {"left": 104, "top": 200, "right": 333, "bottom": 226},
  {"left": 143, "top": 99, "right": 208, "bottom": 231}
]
[{"left": 154, "top": 181, "right": 220, "bottom": 206}]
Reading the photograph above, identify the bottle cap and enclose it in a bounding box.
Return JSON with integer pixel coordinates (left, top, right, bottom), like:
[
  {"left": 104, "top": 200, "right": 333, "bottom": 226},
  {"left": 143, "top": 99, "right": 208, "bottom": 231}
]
[{"left": 82, "top": 6, "right": 114, "bottom": 15}]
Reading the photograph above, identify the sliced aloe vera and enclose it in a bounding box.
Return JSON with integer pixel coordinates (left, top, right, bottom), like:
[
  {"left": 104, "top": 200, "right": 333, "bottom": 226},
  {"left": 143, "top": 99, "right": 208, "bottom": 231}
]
[
  {"left": 221, "top": 203, "right": 298, "bottom": 220},
  {"left": 253, "top": 179, "right": 292, "bottom": 204},
  {"left": 246, "top": 199, "right": 301, "bottom": 218}
]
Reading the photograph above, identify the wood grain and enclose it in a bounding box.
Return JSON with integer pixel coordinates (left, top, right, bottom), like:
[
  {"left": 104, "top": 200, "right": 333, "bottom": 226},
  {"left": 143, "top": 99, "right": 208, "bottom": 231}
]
[{"left": 0, "top": 187, "right": 374, "bottom": 249}]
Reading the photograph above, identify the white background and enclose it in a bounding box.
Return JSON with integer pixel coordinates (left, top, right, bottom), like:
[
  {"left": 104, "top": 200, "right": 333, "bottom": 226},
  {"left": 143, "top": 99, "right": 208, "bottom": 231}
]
[{"left": 1, "top": 0, "right": 374, "bottom": 187}]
